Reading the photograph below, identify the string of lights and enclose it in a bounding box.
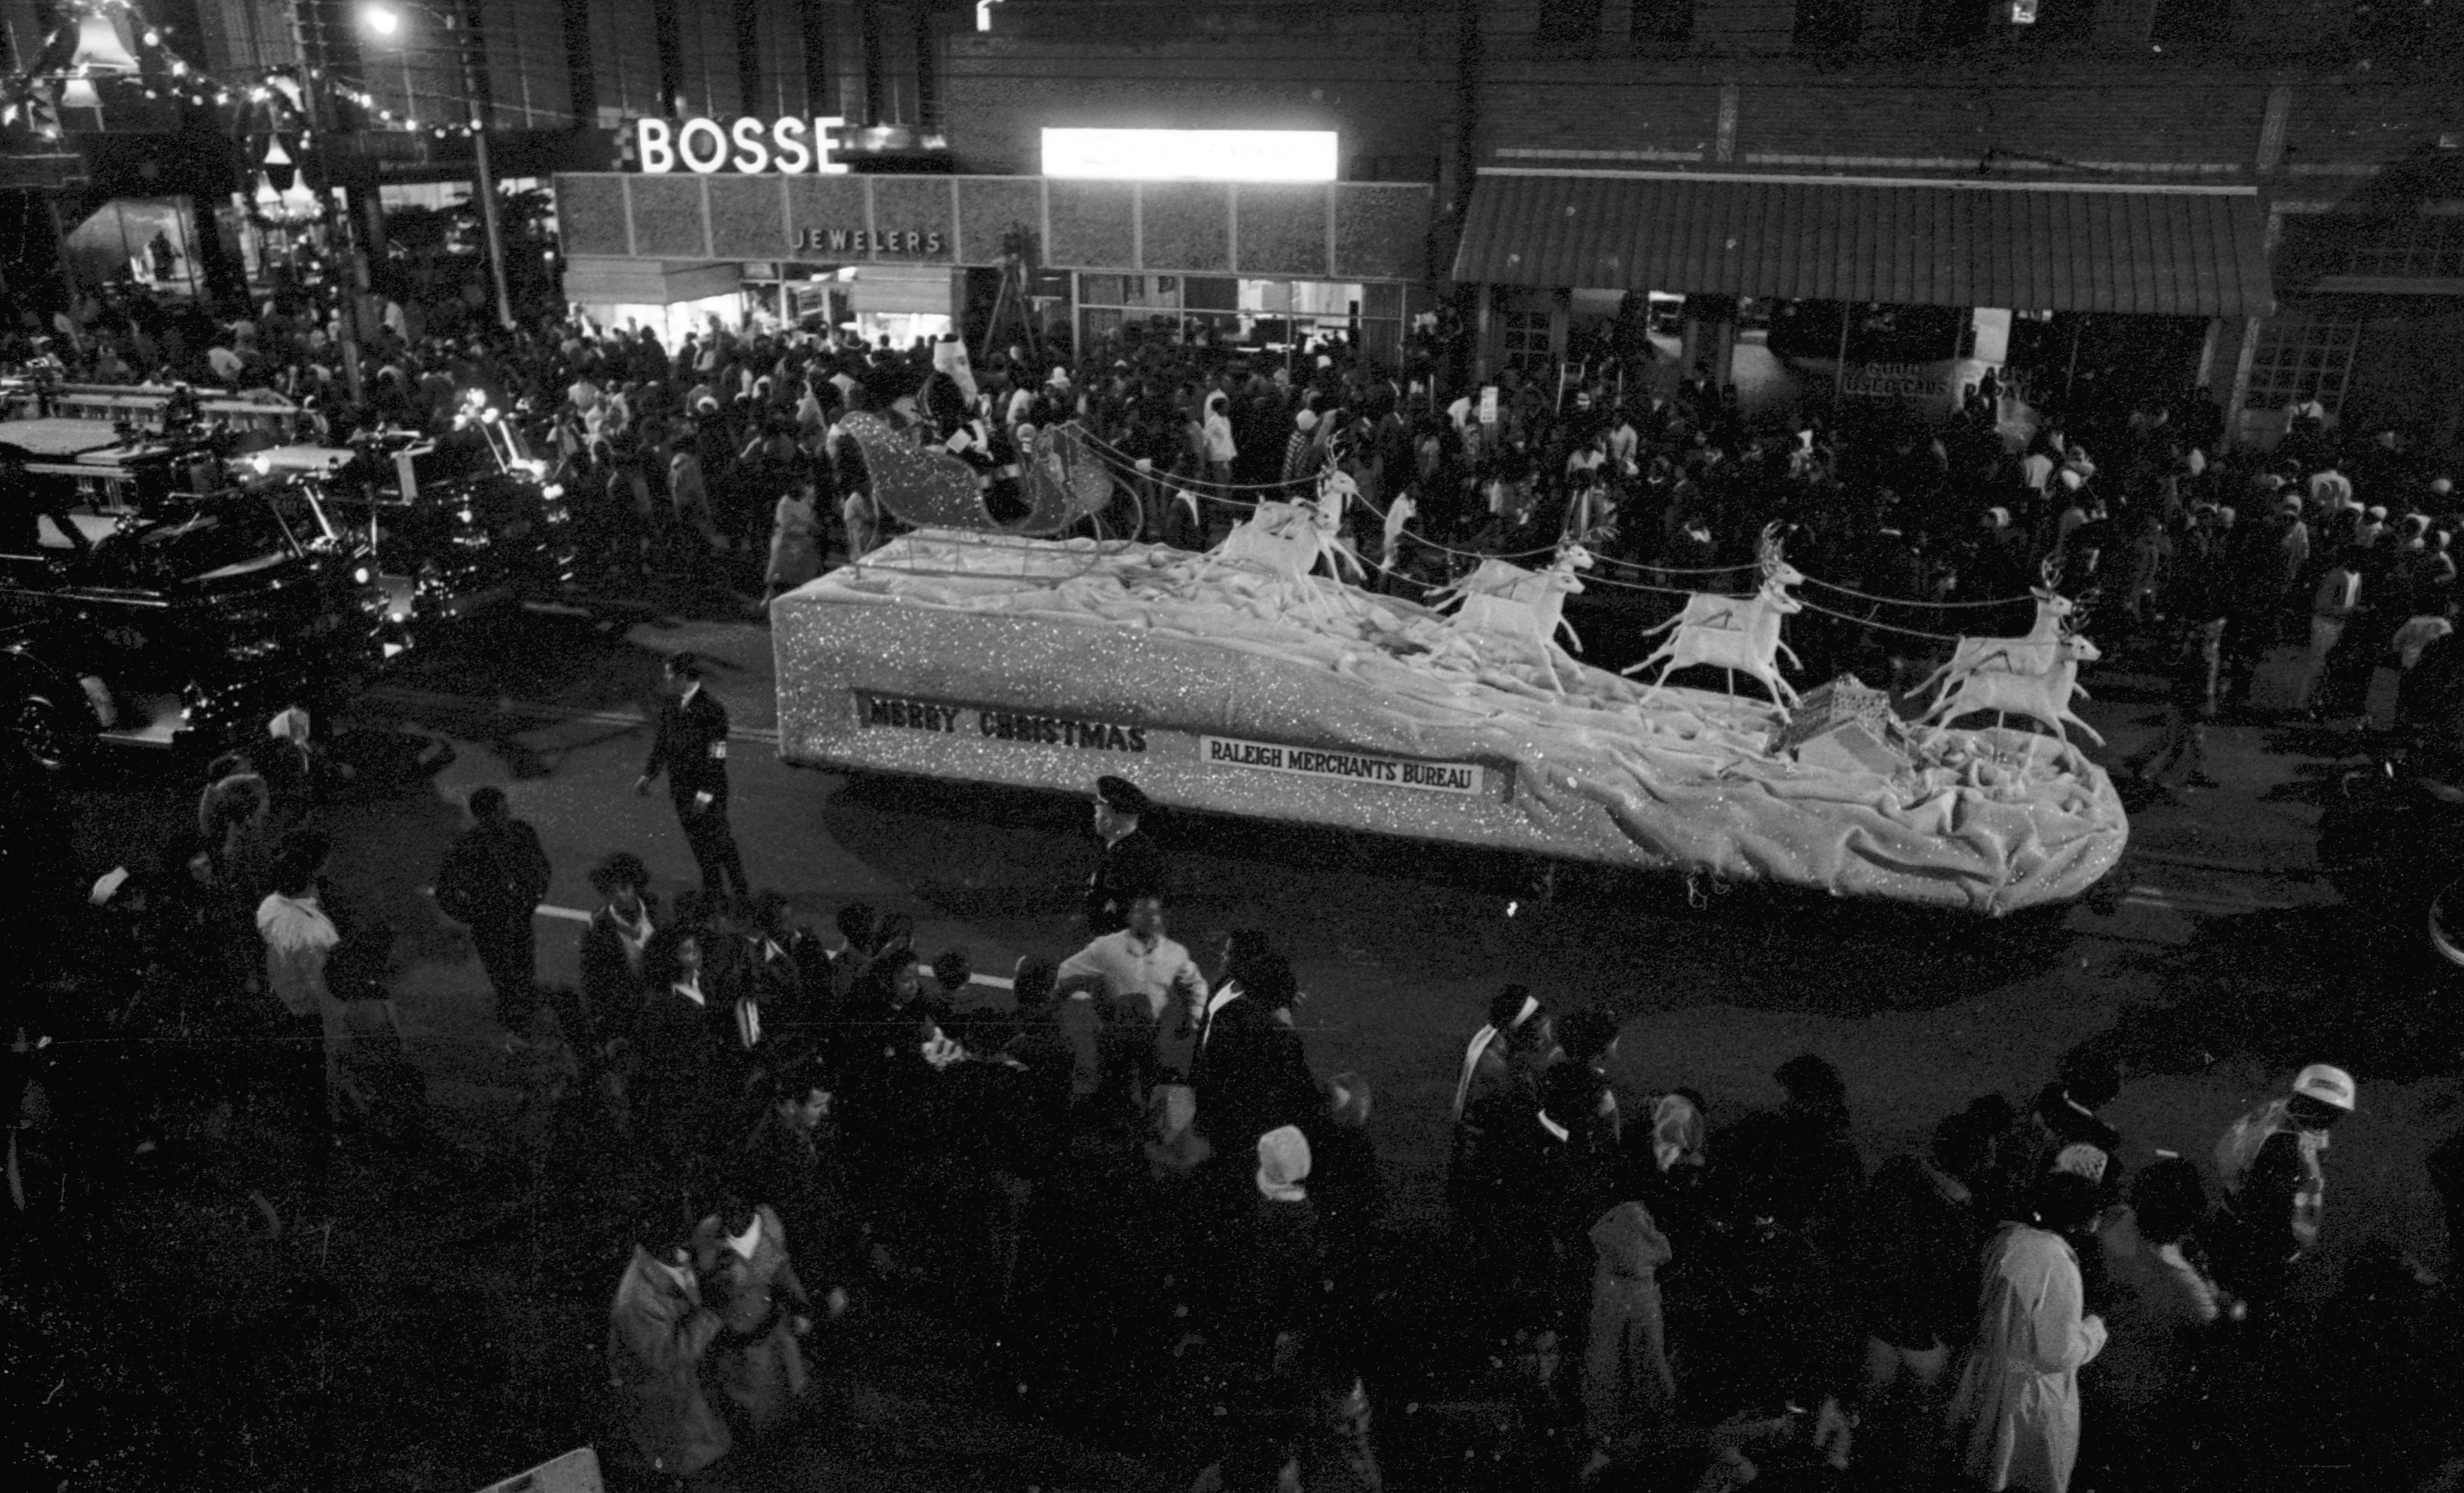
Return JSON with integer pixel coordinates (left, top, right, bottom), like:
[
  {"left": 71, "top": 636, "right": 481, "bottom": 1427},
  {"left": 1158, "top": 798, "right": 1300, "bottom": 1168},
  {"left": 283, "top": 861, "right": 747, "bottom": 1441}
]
[{"left": 0, "top": 0, "right": 494, "bottom": 142}]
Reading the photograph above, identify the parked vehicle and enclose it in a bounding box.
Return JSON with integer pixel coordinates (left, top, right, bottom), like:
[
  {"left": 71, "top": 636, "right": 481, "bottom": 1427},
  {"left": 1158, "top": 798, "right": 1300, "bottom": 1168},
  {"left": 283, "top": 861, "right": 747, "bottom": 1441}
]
[
  {"left": 249, "top": 421, "right": 573, "bottom": 631},
  {"left": 0, "top": 379, "right": 309, "bottom": 439},
  {"left": 0, "top": 418, "right": 384, "bottom": 771},
  {"left": 2317, "top": 750, "right": 2464, "bottom": 979}
]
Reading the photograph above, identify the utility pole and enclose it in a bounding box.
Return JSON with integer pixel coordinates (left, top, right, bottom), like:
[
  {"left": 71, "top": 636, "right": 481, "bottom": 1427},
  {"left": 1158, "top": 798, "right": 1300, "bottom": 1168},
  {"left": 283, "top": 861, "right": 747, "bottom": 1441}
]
[
  {"left": 448, "top": 0, "right": 514, "bottom": 330},
  {"left": 293, "top": 0, "right": 367, "bottom": 403}
]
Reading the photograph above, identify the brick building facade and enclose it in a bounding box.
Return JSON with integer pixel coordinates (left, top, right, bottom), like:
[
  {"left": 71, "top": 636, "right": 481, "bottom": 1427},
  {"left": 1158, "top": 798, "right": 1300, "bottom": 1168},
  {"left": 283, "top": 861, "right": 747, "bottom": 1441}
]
[
  {"left": 941, "top": 0, "right": 2462, "bottom": 458},
  {"left": 3, "top": 0, "right": 2452, "bottom": 459},
  {"left": 1453, "top": 0, "right": 2463, "bottom": 456}
]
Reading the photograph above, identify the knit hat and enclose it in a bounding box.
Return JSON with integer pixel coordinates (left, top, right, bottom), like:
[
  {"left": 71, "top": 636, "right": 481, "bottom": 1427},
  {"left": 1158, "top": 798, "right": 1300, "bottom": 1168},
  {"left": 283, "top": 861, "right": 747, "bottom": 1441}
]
[
  {"left": 1295, "top": 409, "right": 1319, "bottom": 432},
  {"left": 2052, "top": 1142, "right": 2110, "bottom": 1184},
  {"left": 1651, "top": 1093, "right": 1706, "bottom": 1173},
  {"left": 1255, "top": 1125, "right": 1311, "bottom": 1201}
]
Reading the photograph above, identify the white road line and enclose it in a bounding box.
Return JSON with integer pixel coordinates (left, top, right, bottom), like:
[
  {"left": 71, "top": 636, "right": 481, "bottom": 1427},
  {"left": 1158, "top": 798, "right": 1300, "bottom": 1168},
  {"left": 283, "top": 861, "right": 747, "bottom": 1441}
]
[{"left": 2122, "top": 884, "right": 2298, "bottom": 914}]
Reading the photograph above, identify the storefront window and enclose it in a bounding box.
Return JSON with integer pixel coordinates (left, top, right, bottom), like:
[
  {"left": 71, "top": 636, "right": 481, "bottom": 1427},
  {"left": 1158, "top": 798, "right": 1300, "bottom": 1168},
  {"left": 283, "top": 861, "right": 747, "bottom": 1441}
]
[
  {"left": 2245, "top": 301, "right": 2363, "bottom": 414},
  {"left": 1075, "top": 273, "right": 1405, "bottom": 365},
  {"left": 1501, "top": 309, "right": 1555, "bottom": 375},
  {"left": 2347, "top": 218, "right": 2464, "bottom": 280}
]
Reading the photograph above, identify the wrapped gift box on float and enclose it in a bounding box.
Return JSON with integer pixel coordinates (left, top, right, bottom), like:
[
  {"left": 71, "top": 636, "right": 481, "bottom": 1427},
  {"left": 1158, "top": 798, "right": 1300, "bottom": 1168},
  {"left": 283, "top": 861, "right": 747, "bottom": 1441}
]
[{"left": 1771, "top": 676, "right": 1907, "bottom": 778}]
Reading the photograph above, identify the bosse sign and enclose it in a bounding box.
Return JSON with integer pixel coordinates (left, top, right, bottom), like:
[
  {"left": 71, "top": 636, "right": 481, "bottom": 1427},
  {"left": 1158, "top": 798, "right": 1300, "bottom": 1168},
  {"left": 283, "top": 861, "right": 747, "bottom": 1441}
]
[{"left": 632, "top": 116, "right": 853, "bottom": 176}]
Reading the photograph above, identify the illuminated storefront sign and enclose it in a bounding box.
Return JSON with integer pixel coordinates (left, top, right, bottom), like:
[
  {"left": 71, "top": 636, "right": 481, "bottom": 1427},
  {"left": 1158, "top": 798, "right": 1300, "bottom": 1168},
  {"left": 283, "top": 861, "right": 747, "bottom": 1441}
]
[
  {"left": 1040, "top": 128, "right": 1338, "bottom": 183},
  {"left": 635, "top": 117, "right": 851, "bottom": 175}
]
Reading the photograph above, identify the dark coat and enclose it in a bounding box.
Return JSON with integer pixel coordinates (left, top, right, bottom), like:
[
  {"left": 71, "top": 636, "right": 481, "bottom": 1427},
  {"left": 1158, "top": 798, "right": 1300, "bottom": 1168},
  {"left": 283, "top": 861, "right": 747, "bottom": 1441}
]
[
  {"left": 1192, "top": 1003, "right": 1319, "bottom": 1152},
  {"left": 577, "top": 899, "right": 658, "bottom": 1047},
  {"left": 1856, "top": 1154, "right": 1986, "bottom": 1351},
  {"left": 1222, "top": 1192, "right": 1325, "bottom": 1378},
  {"left": 434, "top": 818, "right": 550, "bottom": 928},
  {"left": 636, "top": 984, "right": 735, "bottom": 1162},
  {"left": 644, "top": 687, "right": 733, "bottom": 806},
  {"left": 1000, "top": 1015, "right": 1080, "bottom": 1176},
  {"left": 739, "top": 1107, "right": 858, "bottom": 1292},
  {"left": 1085, "top": 828, "right": 1166, "bottom": 934}
]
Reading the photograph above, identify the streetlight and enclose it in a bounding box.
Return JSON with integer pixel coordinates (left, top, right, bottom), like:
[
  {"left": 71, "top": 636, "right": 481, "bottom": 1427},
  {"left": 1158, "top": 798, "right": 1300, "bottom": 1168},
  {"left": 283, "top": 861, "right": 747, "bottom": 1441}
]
[{"left": 360, "top": 0, "right": 514, "bottom": 331}]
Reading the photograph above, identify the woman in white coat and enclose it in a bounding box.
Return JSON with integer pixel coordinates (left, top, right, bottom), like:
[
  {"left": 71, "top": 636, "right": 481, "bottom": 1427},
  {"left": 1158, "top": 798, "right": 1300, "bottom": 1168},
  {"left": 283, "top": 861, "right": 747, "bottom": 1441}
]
[{"left": 1947, "top": 1172, "right": 2108, "bottom": 1492}]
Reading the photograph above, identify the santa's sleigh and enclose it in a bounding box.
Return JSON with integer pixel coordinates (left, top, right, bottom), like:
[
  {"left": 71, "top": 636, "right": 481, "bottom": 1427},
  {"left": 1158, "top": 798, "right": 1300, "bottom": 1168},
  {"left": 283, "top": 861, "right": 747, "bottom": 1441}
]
[{"left": 839, "top": 412, "right": 1135, "bottom": 537}]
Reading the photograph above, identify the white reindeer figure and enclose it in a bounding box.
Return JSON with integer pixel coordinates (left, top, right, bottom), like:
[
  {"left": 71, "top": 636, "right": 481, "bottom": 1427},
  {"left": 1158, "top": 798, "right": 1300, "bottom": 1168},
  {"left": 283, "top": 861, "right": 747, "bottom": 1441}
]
[
  {"left": 1920, "top": 623, "right": 2105, "bottom": 750},
  {"left": 1192, "top": 467, "right": 1366, "bottom": 627},
  {"left": 1623, "top": 526, "right": 1807, "bottom": 714},
  {"left": 1914, "top": 561, "right": 2076, "bottom": 704},
  {"left": 1428, "top": 543, "right": 1595, "bottom": 691},
  {"left": 1200, "top": 463, "right": 1364, "bottom": 586}
]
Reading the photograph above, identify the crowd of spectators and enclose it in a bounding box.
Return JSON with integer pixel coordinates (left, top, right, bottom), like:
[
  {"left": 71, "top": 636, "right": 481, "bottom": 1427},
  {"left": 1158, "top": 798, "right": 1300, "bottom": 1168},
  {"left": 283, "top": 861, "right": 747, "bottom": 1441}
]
[
  {"left": 26, "top": 721, "right": 2464, "bottom": 1490},
  {"left": 18, "top": 293, "right": 2464, "bottom": 760},
  {"left": 13, "top": 292, "right": 2464, "bottom": 1491}
]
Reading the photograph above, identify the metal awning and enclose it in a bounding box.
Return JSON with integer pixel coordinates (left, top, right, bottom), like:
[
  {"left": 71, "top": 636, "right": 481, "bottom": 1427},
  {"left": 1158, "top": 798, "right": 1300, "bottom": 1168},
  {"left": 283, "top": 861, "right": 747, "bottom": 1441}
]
[{"left": 1452, "top": 170, "right": 2273, "bottom": 317}]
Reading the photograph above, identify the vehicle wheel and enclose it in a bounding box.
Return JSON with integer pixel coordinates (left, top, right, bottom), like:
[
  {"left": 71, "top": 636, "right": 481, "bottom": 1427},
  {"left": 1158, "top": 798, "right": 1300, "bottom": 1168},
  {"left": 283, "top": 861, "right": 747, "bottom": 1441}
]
[
  {"left": 2428, "top": 880, "right": 2464, "bottom": 974},
  {"left": 8, "top": 688, "right": 94, "bottom": 774},
  {"left": 1092, "top": 482, "right": 1148, "bottom": 542}
]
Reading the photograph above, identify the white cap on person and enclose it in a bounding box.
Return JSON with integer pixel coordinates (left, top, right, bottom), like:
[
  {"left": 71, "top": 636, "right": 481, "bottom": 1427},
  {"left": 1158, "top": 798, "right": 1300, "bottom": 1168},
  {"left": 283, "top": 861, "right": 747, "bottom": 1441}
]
[{"left": 2292, "top": 1063, "right": 2356, "bottom": 1111}]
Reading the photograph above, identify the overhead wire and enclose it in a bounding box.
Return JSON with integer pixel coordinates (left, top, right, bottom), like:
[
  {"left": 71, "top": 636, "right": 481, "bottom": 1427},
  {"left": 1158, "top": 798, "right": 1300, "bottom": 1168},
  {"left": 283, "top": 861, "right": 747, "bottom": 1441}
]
[
  {"left": 769, "top": 404, "right": 2053, "bottom": 642},
  {"left": 1066, "top": 422, "right": 2054, "bottom": 611}
]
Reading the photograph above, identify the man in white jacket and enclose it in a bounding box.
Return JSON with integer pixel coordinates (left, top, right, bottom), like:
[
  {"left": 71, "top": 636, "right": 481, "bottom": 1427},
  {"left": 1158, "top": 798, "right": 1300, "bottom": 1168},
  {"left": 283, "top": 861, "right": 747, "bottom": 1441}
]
[
  {"left": 255, "top": 831, "right": 355, "bottom": 1126},
  {"left": 1948, "top": 1172, "right": 2108, "bottom": 1492}
]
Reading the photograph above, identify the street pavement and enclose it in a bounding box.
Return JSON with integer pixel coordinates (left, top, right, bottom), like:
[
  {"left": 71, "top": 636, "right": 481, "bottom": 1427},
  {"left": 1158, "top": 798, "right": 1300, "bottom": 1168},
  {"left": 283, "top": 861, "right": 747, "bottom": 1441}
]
[
  {"left": 352, "top": 606, "right": 2447, "bottom": 1250},
  {"left": 52, "top": 598, "right": 2464, "bottom": 1486}
]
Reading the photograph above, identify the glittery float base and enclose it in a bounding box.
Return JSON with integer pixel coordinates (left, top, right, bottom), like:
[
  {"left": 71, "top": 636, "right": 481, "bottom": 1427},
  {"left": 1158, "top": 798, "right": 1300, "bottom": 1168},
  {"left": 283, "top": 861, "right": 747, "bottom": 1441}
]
[{"left": 771, "top": 532, "right": 2128, "bottom": 914}]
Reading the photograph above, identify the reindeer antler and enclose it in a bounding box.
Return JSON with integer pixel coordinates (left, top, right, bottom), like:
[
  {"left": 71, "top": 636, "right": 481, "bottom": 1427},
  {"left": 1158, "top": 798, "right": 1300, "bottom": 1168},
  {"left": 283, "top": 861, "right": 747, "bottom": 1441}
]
[
  {"left": 1758, "top": 521, "right": 1786, "bottom": 573},
  {"left": 2038, "top": 556, "right": 2065, "bottom": 593}
]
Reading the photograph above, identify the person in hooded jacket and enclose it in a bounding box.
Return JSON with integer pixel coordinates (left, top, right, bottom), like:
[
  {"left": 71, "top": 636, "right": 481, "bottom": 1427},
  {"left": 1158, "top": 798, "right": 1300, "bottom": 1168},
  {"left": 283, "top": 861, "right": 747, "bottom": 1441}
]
[
  {"left": 1200, "top": 389, "right": 1237, "bottom": 488},
  {"left": 1580, "top": 1199, "right": 1677, "bottom": 1477},
  {"left": 1214, "top": 1125, "right": 1386, "bottom": 1493}
]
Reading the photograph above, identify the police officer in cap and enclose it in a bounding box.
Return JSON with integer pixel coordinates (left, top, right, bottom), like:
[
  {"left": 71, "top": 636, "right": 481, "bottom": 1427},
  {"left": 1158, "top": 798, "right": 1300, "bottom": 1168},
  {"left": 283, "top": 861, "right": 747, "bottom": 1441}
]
[{"left": 1086, "top": 775, "right": 1166, "bottom": 935}]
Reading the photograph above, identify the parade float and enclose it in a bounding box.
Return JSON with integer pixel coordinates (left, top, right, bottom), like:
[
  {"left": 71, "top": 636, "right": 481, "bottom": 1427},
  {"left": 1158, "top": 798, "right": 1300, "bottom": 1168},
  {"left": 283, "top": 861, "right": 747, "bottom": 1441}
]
[{"left": 771, "top": 396, "right": 2127, "bottom": 914}]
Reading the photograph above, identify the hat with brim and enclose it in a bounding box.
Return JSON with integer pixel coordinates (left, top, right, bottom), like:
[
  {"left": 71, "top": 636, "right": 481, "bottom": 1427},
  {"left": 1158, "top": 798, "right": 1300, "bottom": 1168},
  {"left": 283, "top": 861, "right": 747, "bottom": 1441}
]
[
  {"left": 1095, "top": 774, "right": 1152, "bottom": 815},
  {"left": 2293, "top": 1063, "right": 2356, "bottom": 1111}
]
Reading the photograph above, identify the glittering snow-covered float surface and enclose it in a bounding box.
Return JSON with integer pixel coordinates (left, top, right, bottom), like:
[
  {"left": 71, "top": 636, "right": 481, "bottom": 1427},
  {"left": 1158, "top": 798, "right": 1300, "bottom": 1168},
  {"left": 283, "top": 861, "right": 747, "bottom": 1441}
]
[{"left": 770, "top": 531, "right": 2128, "bottom": 913}]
